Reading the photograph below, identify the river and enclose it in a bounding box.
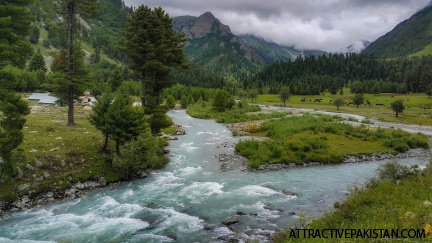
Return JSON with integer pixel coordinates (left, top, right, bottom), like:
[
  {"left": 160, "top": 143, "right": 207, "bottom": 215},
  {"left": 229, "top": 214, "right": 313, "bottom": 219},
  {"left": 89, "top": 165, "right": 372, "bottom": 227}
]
[{"left": 0, "top": 109, "right": 430, "bottom": 242}]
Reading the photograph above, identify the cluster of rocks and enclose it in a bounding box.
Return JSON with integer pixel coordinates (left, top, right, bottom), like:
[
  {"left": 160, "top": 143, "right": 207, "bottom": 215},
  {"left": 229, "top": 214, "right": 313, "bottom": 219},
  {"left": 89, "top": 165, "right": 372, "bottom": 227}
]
[
  {"left": 252, "top": 162, "right": 323, "bottom": 171},
  {"left": 342, "top": 149, "right": 431, "bottom": 163},
  {"left": 1, "top": 177, "right": 111, "bottom": 217},
  {"left": 174, "top": 124, "right": 185, "bottom": 135},
  {"left": 160, "top": 124, "right": 185, "bottom": 140},
  {"left": 215, "top": 206, "right": 296, "bottom": 242},
  {"left": 218, "top": 154, "right": 248, "bottom": 171},
  {"left": 235, "top": 149, "right": 432, "bottom": 172}
]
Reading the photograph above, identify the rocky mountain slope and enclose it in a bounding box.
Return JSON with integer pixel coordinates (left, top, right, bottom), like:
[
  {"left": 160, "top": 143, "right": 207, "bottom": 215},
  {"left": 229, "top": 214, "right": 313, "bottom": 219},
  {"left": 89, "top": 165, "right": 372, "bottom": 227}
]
[{"left": 172, "top": 12, "right": 266, "bottom": 78}]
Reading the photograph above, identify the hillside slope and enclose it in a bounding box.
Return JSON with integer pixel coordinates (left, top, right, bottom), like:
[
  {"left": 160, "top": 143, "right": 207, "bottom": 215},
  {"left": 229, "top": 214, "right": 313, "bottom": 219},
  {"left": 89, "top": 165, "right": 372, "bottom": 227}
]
[
  {"left": 172, "top": 12, "right": 266, "bottom": 78},
  {"left": 363, "top": 5, "right": 432, "bottom": 58}
]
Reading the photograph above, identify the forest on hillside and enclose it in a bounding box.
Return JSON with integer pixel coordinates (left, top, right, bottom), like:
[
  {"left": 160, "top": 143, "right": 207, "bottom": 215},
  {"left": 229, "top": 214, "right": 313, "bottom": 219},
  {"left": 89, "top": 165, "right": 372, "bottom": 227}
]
[{"left": 251, "top": 53, "right": 432, "bottom": 95}]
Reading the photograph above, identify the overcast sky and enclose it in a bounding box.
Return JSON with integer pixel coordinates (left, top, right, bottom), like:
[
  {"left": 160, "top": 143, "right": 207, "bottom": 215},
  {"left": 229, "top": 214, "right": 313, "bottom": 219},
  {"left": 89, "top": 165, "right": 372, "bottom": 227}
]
[{"left": 123, "top": 0, "right": 431, "bottom": 52}]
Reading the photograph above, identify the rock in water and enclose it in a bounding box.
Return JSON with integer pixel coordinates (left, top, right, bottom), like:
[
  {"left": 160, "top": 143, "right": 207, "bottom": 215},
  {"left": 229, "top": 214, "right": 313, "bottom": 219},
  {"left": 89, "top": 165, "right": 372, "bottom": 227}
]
[{"left": 222, "top": 217, "right": 241, "bottom": 226}]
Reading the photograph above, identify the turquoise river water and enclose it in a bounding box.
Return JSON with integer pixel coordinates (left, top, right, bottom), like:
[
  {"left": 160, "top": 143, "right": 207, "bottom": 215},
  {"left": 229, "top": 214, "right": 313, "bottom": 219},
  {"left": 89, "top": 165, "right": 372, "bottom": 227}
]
[{"left": 0, "top": 109, "right": 429, "bottom": 242}]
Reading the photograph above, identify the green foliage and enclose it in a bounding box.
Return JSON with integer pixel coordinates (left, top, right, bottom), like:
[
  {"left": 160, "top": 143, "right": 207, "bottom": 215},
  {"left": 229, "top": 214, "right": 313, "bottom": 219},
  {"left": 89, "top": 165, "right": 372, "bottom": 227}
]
[
  {"left": 279, "top": 86, "right": 291, "bottom": 107},
  {"left": 29, "top": 25, "right": 40, "bottom": 44},
  {"left": 107, "top": 65, "right": 124, "bottom": 92},
  {"left": 252, "top": 53, "right": 432, "bottom": 95},
  {"left": 112, "top": 130, "right": 169, "bottom": 179},
  {"left": 426, "top": 84, "right": 432, "bottom": 98},
  {"left": 352, "top": 93, "right": 364, "bottom": 108},
  {"left": 90, "top": 92, "right": 146, "bottom": 155},
  {"left": 377, "top": 161, "right": 420, "bottom": 181},
  {"left": 174, "top": 14, "right": 262, "bottom": 80},
  {"left": 363, "top": 5, "right": 432, "bottom": 58},
  {"left": 28, "top": 49, "right": 47, "bottom": 72},
  {"left": 391, "top": 100, "right": 405, "bottom": 117},
  {"left": 248, "top": 88, "right": 259, "bottom": 102},
  {"left": 149, "top": 106, "right": 173, "bottom": 135},
  {"left": 236, "top": 115, "right": 429, "bottom": 168},
  {"left": 180, "top": 95, "right": 189, "bottom": 108},
  {"left": 165, "top": 95, "right": 176, "bottom": 109},
  {"left": 122, "top": 5, "right": 186, "bottom": 100},
  {"left": 51, "top": 44, "right": 89, "bottom": 114},
  {"left": 187, "top": 101, "right": 290, "bottom": 123},
  {"left": 0, "top": 66, "right": 44, "bottom": 91},
  {"left": 333, "top": 98, "right": 344, "bottom": 110},
  {"left": 89, "top": 92, "right": 113, "bottom": 151},
  {"left": 299, "top": 172, "right": 432, "bottom": 242},
  {"left": 0, "top": 0, "right": 33, "bottom": 68},
  {"left": 0, "top": 90, "right": 30, "bottom": 180},
  {"left": 170, "top": 65, "right": 225, "bottom": 88},
  {"left": 212, "top": 90, "right": 230, "bottom": 112}
]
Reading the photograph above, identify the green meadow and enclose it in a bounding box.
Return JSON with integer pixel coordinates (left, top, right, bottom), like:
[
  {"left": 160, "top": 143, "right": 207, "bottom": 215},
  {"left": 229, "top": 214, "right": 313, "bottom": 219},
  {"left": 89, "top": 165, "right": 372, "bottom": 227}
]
[
  {"left": 252, "top": 91, "right": 432, "bottom": 125},
  {"left": 3, "top": 100, "right": 130, "bottom": 200},
  {"left": 235, "top": 114, "right": 429, "bottom": 168}
]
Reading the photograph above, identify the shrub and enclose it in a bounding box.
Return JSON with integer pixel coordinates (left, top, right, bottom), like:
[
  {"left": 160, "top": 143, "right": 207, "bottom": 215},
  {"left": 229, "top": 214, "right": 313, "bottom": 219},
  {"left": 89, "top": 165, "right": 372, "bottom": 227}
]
[
  {"left": 113, "top": 131, "right": 169, "bottom": 179},
  {"left": 377, "top": 161, "right": 419, "bottom": 181}
]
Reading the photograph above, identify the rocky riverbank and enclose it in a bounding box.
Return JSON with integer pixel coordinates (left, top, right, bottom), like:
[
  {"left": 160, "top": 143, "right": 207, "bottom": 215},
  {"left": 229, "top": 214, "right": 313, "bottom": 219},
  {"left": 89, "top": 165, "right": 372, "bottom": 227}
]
[
  {"left": 218, "top": 149, "right": 431, "bottom": 172},
  {"left": 0, "top": 124, "right": 186, "bottom": 218},
  {"left": 0, "top": 171, "right": 150, "bottom": 218}
]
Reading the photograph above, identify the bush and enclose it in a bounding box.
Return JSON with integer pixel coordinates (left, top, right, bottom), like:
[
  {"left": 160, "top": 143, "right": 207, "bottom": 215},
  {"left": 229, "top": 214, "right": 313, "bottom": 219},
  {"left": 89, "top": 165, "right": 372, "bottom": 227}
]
[
  {"left": 165, "top": 95, "right": 176, "bottom": 109},
  {"left": 377, "top": 161, "right": 420, "bottom": 181},
  {"left": 112, "top": 131, "right": 169, "bottom": 179}
]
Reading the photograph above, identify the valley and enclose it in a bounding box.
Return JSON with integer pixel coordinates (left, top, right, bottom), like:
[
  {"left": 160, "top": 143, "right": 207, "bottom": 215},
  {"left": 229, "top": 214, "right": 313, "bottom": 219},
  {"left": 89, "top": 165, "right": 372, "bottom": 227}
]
[{"left": 1, "top": 0, "right": 432, "bottom": 242}]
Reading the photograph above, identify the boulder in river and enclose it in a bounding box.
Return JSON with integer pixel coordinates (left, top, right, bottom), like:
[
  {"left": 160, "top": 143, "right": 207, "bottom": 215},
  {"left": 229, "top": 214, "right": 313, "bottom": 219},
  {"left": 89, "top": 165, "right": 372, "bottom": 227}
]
[{"left": 222, "top": 216, "right": 241, "bottom": 226}]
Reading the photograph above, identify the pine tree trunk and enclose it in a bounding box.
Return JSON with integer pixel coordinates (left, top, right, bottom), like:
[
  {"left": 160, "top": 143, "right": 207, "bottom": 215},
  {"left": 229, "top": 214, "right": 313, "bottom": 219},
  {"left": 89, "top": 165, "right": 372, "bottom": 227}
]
[
  {"left": 102, "top": 134, "right": 109, "bottom": 151},
  {"left": 141, "top": 74, "right": 146, "bottom": 106},
  {"left": 67, "top": 1, "right": 76, "bottom": 126},
  {"left": 116, "top": 140, "right": 120, "bottom": 156},
  {"left": 67, "top": 98, "right": 75, "bottom": 126}
]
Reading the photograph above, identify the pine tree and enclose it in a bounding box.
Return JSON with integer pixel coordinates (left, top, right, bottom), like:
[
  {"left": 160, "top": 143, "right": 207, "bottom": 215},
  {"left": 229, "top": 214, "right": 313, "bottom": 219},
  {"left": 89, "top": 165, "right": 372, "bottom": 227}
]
[
  {"left": 29, "top": 25, "right": 40, "bottom": 44},
  {"left": 166, "top": 95, "right": 176, "bottom": 109},
  {"left": 90, "top": 92, "right": 147, "bottom": 154},
  {"left": 0, "top": 90, "right": 30, "bottom": 180},
  {"left": 52, "top": 43, "right": 89, "bottom": 114},
  {"left": 28, "top": 49, "right": 47, "bottom": 72},
  {"left": 58, "top": 0, "right": 99, "bottom": 126},
  {"left": 122, "top": 5, "right": 186, "bottom": 106},
  {"left": 108, "top": 65, "right": 123, "bottom": 92},
  {"left": 0, "top": 0, "right": 33, "bottom": 68},
  {"left": 89, "top": 93, "right": 114, "bottom": 151},
  {"left": 107, "top": 93, "right": 146, "bottom": 155}
]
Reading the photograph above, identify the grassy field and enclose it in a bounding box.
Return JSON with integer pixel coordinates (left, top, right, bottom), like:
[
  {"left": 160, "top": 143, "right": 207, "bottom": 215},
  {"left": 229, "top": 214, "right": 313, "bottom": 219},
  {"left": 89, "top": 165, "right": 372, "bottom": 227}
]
[
  {"left": 186, "top": 101, "right": 291, "bottom": 123},
  {"left": 409, "top": 43, "right": 432, "bottom": 57},
  {"left": 235, "top": 114, "right": 429, "bottom": 168},
  {"left": 1, "top": 99, "right": 125, "bottom": 201},
  {"left": 251, "top": 91, "right": 432, "bottom": 125}
]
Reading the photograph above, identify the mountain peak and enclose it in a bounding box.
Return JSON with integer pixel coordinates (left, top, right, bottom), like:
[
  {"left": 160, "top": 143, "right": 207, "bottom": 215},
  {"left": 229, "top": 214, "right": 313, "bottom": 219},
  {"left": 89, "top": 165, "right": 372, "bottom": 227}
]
[
  {"left": 173, "top": 12, "right": 232, "bottom": 38},
  {"left": 201, "top": 12, "right": 215, "bottom": 19}
]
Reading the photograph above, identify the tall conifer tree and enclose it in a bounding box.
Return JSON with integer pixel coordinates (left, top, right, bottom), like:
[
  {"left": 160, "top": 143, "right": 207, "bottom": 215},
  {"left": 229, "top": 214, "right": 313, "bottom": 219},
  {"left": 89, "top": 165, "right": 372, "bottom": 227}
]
[
  {"left": 58, "top": 0, "right": 98, "bottom": 126},
  {"left": 0, "top": 0, "right": 33, "bottom": 68},
  {"left": 123, "top": 5, "right": 186, "bottom": 106}
]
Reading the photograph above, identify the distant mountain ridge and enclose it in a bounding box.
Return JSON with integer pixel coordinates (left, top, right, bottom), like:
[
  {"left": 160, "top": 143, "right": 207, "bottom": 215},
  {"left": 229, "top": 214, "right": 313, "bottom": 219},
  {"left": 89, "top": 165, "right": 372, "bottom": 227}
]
[
  {"left": 362, "top": 4, "right": 432, "bottom": 58},
  {"left": 172, "top": 12, "right": 324, "bottom": 78}
]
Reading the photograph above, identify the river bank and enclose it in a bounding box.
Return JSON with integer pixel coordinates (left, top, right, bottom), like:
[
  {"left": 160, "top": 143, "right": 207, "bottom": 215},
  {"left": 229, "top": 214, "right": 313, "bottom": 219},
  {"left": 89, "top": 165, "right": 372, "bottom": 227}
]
[
  {"left": 0, "top": 122, "right": 186, "bottom": 218},
  {"left": 218, "top": 148, "right": 431, "bottom": 172},
  {"left": 0, "top": 109, "right": 431, "bottom": 242}
]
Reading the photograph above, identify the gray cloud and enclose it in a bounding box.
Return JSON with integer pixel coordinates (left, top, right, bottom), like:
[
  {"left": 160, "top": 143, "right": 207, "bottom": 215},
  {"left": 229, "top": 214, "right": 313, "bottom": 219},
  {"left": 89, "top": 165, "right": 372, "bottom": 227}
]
[{"left": 123, "top": 0, "right": 430, "bottom": 52}]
